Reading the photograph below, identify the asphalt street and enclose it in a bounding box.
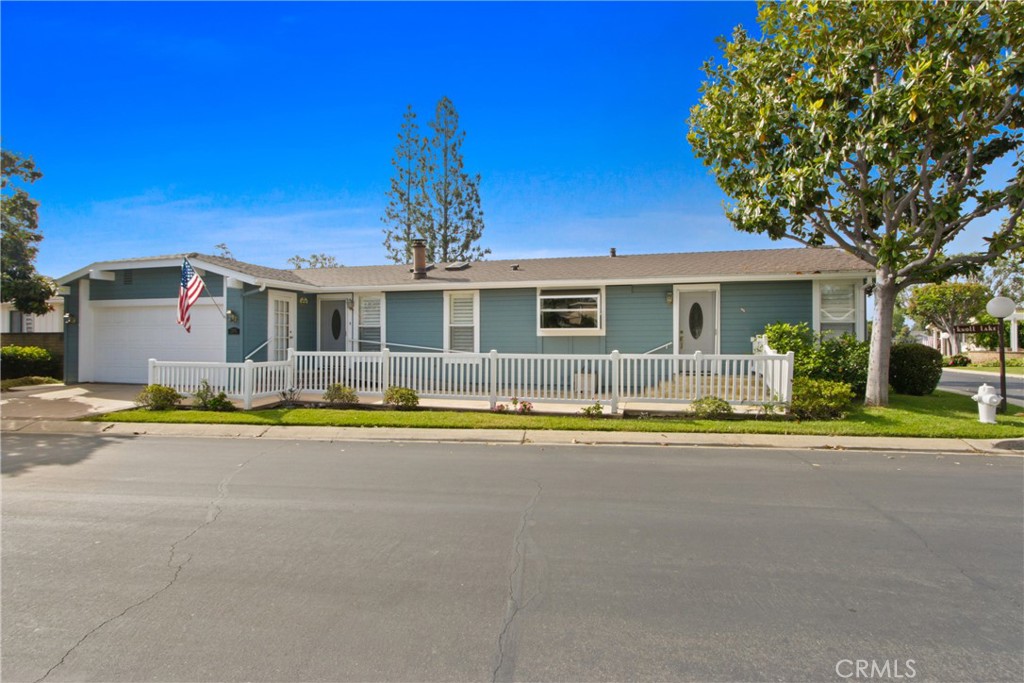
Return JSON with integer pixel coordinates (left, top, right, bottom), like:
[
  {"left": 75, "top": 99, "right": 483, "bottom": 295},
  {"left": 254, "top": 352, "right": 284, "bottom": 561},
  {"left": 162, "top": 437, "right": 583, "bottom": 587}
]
[
  {"left": 940, "top": 368, "right": 1024, "bottom": 407},
  {"left": 2, "top": 435, "right": 1022, "bottom": 682}
]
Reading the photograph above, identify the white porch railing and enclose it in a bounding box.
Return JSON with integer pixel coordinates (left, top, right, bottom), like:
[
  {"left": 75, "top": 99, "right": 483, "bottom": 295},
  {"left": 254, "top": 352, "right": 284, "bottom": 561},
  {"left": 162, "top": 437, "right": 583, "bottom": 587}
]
[
  {"left": 150, "top": 347, "right": 794, "bottom": 413},
  {"left": 148, "top": 358, "right": 293, "bottom": 410}
]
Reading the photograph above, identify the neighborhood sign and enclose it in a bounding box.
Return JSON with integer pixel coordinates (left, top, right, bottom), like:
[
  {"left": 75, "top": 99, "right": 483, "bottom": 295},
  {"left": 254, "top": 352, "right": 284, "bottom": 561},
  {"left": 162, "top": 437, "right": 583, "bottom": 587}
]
[{"left": 952, "top": 324, "right": 1000, "bottom": 333}]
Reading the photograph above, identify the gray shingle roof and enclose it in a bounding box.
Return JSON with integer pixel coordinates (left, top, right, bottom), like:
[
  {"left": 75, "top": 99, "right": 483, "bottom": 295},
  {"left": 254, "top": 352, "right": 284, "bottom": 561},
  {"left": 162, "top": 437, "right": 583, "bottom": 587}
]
[
  {"left": 189, "top": 253, "right": 310, "bottom": 285},
  {"left": 63, "top": 247, "right": 873, "bottom": 289},
  {"left": 294, "top": 247, "right": 873, "bottom": 289}
]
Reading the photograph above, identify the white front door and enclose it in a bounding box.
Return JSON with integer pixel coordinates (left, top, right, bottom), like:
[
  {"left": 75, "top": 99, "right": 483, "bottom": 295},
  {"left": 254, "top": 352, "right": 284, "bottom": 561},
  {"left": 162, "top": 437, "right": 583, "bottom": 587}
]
[
  {"left": 677, "top": 289, "right": 717, "bottom": 355},
  {"left": 268, "top": 291, "right": 297, "bottom": 361}
]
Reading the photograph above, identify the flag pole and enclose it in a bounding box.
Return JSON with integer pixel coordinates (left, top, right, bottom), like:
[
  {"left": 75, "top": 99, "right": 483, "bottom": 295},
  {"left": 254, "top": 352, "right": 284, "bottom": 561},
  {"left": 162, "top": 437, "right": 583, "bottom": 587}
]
[{"left": 204, "top": 285, "right": 227, "bottom": 320}]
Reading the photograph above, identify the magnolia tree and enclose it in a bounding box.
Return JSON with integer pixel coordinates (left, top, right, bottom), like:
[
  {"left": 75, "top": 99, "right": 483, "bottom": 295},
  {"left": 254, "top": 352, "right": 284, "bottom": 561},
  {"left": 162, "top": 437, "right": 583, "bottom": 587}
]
[
  {"left": 689, "top": 0, "right": 1023, "bottom": 406},
  {"left": 906, "top": 282, "right": 990, "bottom": 355}
]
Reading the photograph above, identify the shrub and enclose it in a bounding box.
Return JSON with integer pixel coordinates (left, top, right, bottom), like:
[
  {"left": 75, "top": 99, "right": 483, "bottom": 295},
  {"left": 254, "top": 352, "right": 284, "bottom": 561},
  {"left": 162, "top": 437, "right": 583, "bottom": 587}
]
[
  {"left": 192, "top": 379, "right": 236, "bottom": 411},
  {"left": 810, "top": 334, "right": 870, "bottom": 396},
  {"left": 763, "top": 322, "right": 815, "bottom": 361},
  {"left": 383, "top": 386, "right": 419, "bottom": 409},
  {"left": 135, "top": 384, "right": 183, "bottom": 411},
  {"left": 1, "top": 345, "right": 58, "bottom": 379},
  {"left": 579, "top": 402, "right": 604, "bottom": 418},
  {"left": 944, "top": 354, "right": 970, "bottom": 367},
  {"left": 763, "top": 323, "right": 869, "bottom": 396},
  {"left": 790, "top": 377, "right": 854, "bottom": 420},
  {"left": 890, "top": 343, "right": 943, "bottom": 395},
  {"left": 691, "top": 396, "right": 733, "bottom": 418},
  {"left": 323, "top": 384, "right": 359, "bottom": 406}
]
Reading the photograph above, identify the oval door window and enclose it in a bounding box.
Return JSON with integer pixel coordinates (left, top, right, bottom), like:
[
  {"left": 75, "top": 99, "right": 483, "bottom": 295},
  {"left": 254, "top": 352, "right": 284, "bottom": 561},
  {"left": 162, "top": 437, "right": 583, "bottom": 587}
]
[
  {"left": 688, "top": 303, "right": 704, "bottom": 340},
  {"left": 331, "top": 310, "right": 342, "bottom": 340}
]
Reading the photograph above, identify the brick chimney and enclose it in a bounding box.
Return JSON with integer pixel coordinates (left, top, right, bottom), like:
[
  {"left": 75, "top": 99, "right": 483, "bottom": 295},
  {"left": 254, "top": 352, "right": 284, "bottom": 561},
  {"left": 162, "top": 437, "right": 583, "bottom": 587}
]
[{"left": 412, "top": 239, "right": 427, "bottom": 280}]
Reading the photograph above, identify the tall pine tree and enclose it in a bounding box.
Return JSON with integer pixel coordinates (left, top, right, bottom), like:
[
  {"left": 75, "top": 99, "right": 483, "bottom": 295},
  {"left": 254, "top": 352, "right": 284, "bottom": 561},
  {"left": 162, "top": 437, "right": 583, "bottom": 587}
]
[
  {"left": 381, "top": 98, "right": 488, "bottom": 264},
  {"left": 381, "top": 106, "right": 429, "bottom": 264}
]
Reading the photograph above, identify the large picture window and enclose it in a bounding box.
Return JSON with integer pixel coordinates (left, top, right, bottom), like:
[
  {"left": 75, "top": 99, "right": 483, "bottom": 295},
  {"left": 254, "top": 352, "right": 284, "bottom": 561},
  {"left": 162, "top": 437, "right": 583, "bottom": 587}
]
[{"left": 538, "top": 288, "right": 603, "bottom": 335}]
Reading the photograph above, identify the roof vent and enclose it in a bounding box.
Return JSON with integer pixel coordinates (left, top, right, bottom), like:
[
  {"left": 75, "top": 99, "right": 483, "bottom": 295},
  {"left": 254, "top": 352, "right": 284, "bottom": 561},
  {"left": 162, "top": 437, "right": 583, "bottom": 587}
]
[
  {"left": 444, "top": 262, "right": 470, "bottom": 271},
  {"left": 610, "top": 247, "right": 617, "bottom": 257}
]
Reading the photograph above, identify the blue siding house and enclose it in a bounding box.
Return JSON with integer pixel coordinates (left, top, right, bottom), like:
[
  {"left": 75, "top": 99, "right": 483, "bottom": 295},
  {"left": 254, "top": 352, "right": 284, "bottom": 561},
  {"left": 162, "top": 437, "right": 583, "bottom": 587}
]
[{"left": 57, "top": 247, "right": 872, "bottom": 383}]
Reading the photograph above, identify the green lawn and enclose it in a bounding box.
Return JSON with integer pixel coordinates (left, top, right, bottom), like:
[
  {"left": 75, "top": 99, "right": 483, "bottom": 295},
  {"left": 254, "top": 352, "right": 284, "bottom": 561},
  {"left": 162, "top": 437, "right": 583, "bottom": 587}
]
[
  {"left": 95, "top": 391, "right": 1024, "bottom": 440},
  {"left": 958, "top": 365, "right": 1024, "bottom": 376}
]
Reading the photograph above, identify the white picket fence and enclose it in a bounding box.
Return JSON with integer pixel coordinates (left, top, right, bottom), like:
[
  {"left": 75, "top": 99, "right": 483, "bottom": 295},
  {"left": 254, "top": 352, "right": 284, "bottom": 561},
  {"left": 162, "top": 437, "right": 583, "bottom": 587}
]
[{"left": 150, "top": 348, "right": 794, "bottom": 412}]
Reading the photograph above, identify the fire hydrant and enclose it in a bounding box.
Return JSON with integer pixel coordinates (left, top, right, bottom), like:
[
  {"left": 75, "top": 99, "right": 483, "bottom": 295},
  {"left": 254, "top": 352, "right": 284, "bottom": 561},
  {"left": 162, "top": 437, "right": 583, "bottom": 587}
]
[{"left": 972, "top": 384, "right": 1002, "bottom": 424}]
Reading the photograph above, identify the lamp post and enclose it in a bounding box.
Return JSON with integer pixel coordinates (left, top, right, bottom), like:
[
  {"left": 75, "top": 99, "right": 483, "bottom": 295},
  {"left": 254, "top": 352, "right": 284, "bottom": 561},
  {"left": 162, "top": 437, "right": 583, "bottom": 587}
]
[{"left": 986, "top": 296, "right": 1016, "bottom": 414}]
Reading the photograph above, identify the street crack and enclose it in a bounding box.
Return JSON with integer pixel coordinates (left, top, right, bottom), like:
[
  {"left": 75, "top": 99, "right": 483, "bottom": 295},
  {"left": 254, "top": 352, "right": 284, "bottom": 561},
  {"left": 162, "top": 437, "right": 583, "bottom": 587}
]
[
  {"left": 33, "top": 454, "right": 261, "bottom": 683},
  {"left": 492, "top": 479, "right": 544, "bottom": 683}
]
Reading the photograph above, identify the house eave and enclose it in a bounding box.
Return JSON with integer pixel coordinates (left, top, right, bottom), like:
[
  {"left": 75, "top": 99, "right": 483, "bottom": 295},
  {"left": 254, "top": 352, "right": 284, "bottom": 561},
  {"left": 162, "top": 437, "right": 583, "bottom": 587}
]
[{"left": 56, "top": 257, "right": 312, "bottom": 291}]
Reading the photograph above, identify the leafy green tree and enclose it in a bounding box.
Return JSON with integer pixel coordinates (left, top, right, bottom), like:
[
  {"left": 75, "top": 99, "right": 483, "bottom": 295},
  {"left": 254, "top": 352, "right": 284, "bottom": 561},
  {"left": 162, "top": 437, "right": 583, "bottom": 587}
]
[
  {"left": 287, "top": 253, "right": 340, "bottom": 269},
  {"left": 381, "top": 105, "right": 430, "bottom": 264},
  {"left": 422, "top": 97, "right": 489, "bottom": 263},
  {"left": 906, "top": 282, "right": 991, "bottom": 355},
  {"left": 2, "top": 149, "right": 56, "bottom": 315},
  {"left": 688, "top": 0, "right": 1023, "bottom": 406},
  {"left": 981, "top": 253, "right": 1024, "bottom": 303}
]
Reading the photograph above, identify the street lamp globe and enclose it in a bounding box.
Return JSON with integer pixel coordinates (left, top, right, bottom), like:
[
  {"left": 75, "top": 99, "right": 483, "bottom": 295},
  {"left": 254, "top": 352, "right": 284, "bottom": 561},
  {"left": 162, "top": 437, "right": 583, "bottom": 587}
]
[{"left": 986, "top": 296, "right": 1016, "bottom": 319}]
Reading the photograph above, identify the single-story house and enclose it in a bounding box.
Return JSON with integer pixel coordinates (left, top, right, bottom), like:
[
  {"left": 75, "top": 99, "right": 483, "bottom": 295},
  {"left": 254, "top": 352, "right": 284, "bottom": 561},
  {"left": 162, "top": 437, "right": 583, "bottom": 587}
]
[{"left": 56, "top": 246, "right": 873, "bottom": 384}]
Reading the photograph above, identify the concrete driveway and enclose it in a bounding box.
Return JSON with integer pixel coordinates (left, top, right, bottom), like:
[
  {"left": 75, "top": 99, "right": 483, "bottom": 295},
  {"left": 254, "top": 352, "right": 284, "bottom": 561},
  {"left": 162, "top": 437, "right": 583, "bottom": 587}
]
[{"left": 0, "top": 383, "right": 142, "bottom": 427}]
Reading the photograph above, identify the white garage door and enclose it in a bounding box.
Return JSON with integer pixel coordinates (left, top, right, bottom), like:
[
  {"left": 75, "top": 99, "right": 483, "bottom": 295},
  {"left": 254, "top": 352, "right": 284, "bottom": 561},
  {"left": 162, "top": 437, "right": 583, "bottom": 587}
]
[{"left": 90, "top": 302, "right": 223, "bottom": 383}]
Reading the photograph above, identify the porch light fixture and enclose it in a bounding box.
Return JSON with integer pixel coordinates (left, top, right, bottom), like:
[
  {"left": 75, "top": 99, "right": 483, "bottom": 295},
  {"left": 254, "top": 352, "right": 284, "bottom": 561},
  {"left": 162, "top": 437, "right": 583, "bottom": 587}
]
[
  {"left": 299, "top": 296, "right": 309, "bottom": 305},
  {"left": 226, "top": 309, "right": 239, "bottom": 323},
  {"left": 986, "top": 296, "right": 1016, "bottom": 414},
  {"left": 63, "top": 312, "right": 77, "bottom": 325},
  {"left": 665, "top": 292, "right": 673, "bottom": 305}
]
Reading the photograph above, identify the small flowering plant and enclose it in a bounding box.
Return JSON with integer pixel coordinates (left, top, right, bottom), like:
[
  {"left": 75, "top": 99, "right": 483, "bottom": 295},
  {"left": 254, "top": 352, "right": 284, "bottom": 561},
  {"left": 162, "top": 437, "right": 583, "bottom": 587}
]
[{"left": 510, "top": 397, "right": 534, "bottom": 414}]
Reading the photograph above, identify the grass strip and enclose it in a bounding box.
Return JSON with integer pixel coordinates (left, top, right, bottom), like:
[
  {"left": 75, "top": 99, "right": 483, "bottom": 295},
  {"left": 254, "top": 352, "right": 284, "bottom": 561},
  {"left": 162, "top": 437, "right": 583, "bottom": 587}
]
[{"left": 94, "top": 391, "right": 1024, "bottom": 440}]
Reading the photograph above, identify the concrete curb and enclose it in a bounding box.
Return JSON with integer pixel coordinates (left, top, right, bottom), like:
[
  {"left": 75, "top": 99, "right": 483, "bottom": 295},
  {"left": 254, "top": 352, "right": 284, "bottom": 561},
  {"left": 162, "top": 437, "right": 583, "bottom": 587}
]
[{"left": 4, "top": 419, "right": 1021, "bottom": 456}]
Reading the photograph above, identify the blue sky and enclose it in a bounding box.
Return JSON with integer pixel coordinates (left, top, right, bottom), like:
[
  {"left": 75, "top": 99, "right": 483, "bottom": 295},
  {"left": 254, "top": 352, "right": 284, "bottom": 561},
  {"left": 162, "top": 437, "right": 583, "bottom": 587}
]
[{"left": 0, "top": 1, "right": 1002, "bottom": 278}]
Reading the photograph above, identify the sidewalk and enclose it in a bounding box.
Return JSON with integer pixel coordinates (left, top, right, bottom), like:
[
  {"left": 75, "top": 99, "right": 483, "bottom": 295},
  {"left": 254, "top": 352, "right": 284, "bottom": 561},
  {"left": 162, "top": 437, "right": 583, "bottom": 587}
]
[
  {"left": 3, "top": 383, "right": 1021, "bottom": 456},
  {"left": 3, "top": 417, "right": 1021, "bottom": 457}
]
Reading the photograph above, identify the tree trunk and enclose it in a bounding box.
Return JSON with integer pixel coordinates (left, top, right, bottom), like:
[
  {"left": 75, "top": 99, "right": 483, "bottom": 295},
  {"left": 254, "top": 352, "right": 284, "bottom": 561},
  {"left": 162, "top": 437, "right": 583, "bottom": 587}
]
[{"left": 865, "top": 273, "right": 897, "bottom": 407}]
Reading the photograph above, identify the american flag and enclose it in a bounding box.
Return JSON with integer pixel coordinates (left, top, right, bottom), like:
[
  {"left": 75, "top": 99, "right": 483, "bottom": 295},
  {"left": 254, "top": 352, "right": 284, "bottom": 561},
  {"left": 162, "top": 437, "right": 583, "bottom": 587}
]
[{"left": 177, "top": 257, "right": 206, "bottom": 333}]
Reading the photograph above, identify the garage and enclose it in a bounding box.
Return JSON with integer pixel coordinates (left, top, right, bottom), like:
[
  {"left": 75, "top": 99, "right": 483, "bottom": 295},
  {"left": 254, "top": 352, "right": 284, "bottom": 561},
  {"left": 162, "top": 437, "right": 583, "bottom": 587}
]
[{"left": 85, "top": 300, "right": 224, "bottom": 383}]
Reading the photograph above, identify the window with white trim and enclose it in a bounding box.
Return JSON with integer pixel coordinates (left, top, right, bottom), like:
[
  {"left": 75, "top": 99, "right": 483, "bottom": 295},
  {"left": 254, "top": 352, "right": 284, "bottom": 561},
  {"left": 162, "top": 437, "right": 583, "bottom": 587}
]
[
  {"left": 358, "top": 296, "right": 383, "bottom": 351},
  {"left": 445, "top": 291, "right": 478, "bottom": 352},
  {"left": 538, "top": 288, "right": 603, "bottom": 334},
  {"left": 819, "top": 282, "right": 857, "bottom": 337}
]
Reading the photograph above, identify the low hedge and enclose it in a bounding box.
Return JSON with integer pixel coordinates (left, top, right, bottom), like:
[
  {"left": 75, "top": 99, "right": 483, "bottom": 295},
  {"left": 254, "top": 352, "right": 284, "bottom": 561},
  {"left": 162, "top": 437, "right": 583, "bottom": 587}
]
[
  {"left": 790, "top": 377, "right": 855, "bottom": 420},
  {"left": 0, "top": 345, "right": 60, "bottom": 379}
]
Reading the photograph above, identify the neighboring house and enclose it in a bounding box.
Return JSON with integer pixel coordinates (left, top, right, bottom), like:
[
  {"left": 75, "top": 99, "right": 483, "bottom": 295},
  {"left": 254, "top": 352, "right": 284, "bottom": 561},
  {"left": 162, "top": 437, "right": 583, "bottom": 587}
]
[
  {"left": 1, "top": 297, "right": 65, "bottom": 334},
  {"left": 56, "top": 247, "right": 873, "bottom": 384}
]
